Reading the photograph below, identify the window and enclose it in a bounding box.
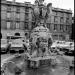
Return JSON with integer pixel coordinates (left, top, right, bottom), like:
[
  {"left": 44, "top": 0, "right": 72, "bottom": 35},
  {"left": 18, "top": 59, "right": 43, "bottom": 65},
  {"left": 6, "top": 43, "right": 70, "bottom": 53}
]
[
  {"left": 66, "top": 25, "right": 71, "bottom": 33},
  {"left": 7, "top": 22, "right": 11, "bottom": 29},
  {"left": 60, "top": 25, "right": 63, "bottom": 30},
  {"left": 25, "top": 7, "right": 29, "bottom": 12},
  {"left": 60, "top": 17, "right": 64, "bottom": 23},
  {"left": 61, "top": 12, "right": 64, "bottom": 17},
  {"left": 66, "top": 18, "right": 69, "bottom": 24},
  {"left": 7, "top": 6, "right": 11, "bottom": 12},
  {"left": 25, "top": 13, "right": 29, "bottom": 21},
  {"left": 66, "top": 25, "right": 69, "bottom": 31},
  {"left": 54, "top": 16, "right": 58, "bottom": 23},
  {"left": 32, "top": 22, "right": 36, "bottom": 29},
  {"left": 16, "top": 7, "right": 20, "bottom": 13},
  {"left": 54, "top": 24, "right": 57, "bottom": 31},
  {"left": 16, "top": 22, "right": 20, "bottom": 29},
  {"left": 7, "top": 12, "right": 11, "bottom": 18},
  {"left": 16, "top": 13, "right": 20, "bottom": 19},
  {"left": 59, "top": 35, "right": 65, "bottom": 40},
  {"left": 66, "top": 13, "right": 69, "bottom": 18},
  {"left": 25, "top": 13, "right": 29, "bottom": 17},
  {"left": 25, "top": 22, "right": 28, "bottom": 29},
  {"left": 52, "top": 35, "right": 58, "bottom": 40},
  {"left": 47, "top": 23, "right": 50, "bottom": 29},
  {"left": 53, "top": 11, "right": 57, "bottom": 15}
]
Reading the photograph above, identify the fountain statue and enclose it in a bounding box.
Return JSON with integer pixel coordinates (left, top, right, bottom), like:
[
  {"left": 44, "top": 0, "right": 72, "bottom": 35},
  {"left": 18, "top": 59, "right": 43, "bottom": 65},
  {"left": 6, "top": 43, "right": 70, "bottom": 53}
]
[
  {"left": 33, "top": 0, "right": 48, "bottom": 25},
  {"left": 29, "top": 0, "right": 53, "bottom": 58},
  {"left": 1, "top": 1, "right": 71, "bottom": 74}
]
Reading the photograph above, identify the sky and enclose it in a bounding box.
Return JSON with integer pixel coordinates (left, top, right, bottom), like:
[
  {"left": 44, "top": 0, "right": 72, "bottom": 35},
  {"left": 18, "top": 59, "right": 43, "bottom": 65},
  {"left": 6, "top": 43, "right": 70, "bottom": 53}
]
[{"left": 7, "top": 0, "right": 74, "bottom": 16}]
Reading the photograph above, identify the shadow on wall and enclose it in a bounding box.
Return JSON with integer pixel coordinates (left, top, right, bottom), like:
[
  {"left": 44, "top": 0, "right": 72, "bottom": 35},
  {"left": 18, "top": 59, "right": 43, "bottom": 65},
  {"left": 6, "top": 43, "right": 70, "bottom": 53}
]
[{"left": 0, "top": 33, "right": 2, "bottom": 39}]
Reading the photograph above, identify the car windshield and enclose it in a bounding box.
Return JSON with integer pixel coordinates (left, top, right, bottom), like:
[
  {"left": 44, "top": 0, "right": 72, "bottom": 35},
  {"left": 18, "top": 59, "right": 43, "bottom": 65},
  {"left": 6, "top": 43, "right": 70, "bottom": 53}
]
[
  {"left": 7, "top": 36, "right": 25, "bottom": 41},
  {"left": 12, "top": 39, "right": 23, "bottom": 44}
]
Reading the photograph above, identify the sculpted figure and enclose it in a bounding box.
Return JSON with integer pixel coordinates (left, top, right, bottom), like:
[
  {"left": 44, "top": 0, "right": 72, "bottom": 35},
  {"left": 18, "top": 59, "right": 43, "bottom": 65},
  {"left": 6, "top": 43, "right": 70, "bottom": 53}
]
[{"left": 33, "top": 0, "right": 52, "bottom": 25}]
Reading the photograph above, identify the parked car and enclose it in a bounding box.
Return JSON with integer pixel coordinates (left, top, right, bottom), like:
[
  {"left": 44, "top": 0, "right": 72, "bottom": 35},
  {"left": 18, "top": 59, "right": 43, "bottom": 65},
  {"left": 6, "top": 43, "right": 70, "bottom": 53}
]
[
  {"left": 65, "top": 49, "right": 75, "bottom": 56},
  {"left": 60, "top": 42, "right": 74, "bottom": 55},
  {"left": 62, "top": 55, "right": 74, "bottom": 67},
  {"left": 9, "top": 39, "right": 26, "bottom": 53},
  {"left": 7, "top": 35, "right": 26, "bottom": 44},
  {"left": 1, "top": 39, "right": 10, "bottom": 53},
  {"left": 65, "top": 42, "right": 74, "bottom": 50}
]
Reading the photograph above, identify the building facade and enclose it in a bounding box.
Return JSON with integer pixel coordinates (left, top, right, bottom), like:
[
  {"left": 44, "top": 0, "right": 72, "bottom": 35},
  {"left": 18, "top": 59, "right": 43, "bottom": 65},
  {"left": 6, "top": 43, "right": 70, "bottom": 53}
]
[
  {"left": 1, "top": 0, "right": 72, "bottom": 41},
  {"left": 1, "top": 0, "right": 33, "bottom": 39},
  {"left": 46, "top": 3, "right": 72, "bottom": 41}
]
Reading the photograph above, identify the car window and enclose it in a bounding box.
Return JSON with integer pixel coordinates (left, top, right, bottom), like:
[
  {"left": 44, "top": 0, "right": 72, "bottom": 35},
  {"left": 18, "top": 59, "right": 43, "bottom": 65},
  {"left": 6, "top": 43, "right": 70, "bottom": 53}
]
[{"left": 12, "top": 39, "right": 23, "bottom": 44}]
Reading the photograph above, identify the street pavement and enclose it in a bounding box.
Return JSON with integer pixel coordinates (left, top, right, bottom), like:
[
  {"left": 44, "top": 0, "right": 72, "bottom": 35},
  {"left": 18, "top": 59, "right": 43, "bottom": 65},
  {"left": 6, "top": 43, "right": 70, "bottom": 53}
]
[{"left": 1, "top": 54, "right": 74, "bottom": 75}]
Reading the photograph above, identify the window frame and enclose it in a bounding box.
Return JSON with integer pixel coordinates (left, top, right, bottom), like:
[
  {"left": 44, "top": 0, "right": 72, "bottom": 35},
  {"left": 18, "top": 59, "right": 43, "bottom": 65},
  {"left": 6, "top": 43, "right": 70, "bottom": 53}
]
[
  {"left": 7, "top": 12, "right": 11, "bottom": 18},
  {"left": 60, "top": 24, "right": 63, "bottom": 31},
  {"left": 7, "top": 21, "right": 11, "bottom": 29},
  {"left": 54, "top": 24, "right": 57, "bottom": 31},
  {"left": 16, "top": 22, "right": 20, "bottom": 29}
]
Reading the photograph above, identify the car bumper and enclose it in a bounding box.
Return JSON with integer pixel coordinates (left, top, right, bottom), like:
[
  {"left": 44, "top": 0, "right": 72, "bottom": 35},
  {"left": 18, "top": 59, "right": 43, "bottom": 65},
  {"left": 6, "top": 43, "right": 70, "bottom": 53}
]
[{"left": 10, "top": 47, "right": 25, "bottom": 51}]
